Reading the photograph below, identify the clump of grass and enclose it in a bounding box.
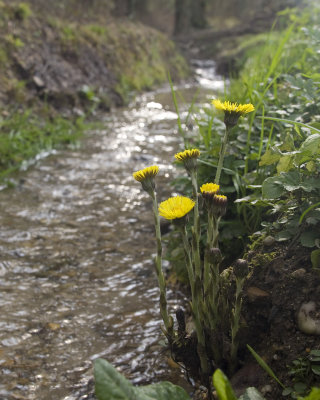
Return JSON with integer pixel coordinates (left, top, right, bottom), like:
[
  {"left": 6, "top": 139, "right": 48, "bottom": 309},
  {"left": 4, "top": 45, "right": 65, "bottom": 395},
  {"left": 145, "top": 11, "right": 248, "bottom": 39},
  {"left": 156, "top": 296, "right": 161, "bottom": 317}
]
[{"left": 0, "top": 110, "right": 84, "bottom": 184}]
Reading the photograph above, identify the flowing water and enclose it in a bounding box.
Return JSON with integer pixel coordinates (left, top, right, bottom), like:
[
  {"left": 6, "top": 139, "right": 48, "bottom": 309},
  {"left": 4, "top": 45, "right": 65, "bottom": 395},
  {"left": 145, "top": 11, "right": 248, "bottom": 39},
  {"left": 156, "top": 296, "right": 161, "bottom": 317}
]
[{"left": 0, "top": 61, "right": 223, "bottom": 400}]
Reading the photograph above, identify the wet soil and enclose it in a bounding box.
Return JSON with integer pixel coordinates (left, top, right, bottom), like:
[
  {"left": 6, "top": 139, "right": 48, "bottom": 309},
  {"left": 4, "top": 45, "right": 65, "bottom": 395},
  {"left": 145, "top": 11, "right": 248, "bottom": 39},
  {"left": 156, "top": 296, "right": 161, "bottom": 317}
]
[{"left": 234, "top": 242, "right": 320, "bottom": 398}]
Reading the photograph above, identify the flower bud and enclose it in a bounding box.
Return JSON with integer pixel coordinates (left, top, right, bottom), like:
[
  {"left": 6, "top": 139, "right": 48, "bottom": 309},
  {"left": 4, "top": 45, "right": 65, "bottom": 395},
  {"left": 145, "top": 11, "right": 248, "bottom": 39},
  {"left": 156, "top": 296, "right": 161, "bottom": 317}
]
[
  {"left": 233, "top": 259, "right": 249, "bottom": 280},
  {"left": 206, "top": 247, "right": 222, "bottom": 265}
]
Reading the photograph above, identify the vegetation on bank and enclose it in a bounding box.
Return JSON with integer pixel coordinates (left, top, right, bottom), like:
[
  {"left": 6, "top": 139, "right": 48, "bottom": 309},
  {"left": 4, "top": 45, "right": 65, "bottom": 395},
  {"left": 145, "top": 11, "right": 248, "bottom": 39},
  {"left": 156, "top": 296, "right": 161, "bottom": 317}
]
[
  {"left": 96, "top": 3, "right": 320, "bottom": 400},
  {"left": 0, "top": 1, "right": 189, "bottom": 185}
]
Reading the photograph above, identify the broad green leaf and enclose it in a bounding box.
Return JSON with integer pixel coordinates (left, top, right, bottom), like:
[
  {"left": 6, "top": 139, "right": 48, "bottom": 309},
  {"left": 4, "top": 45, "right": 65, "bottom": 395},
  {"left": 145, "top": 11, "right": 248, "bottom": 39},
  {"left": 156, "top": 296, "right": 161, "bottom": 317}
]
[
  {"left": 275, "top": 230, "right": 293, "bottom": 242},
  {"left": 94, "top": 359, "right": 191, "bottom": 400},
  {"left": 262, "top": 176, "right": 284, "bottom": 199},
  {"left": 259, "top": 148, "right": 281, "bottom": 166},
  {"left": 247, "top": 345, "right": 285, "bottom": 388},
  {"left": 139, "top": 382, "right": 191, "bottom": 399},
  {"left": 277, "top": 155, "right": 294, "bottom": 173},
  {"left": 213, "top": 369, "right": 237, "bottom": 400},
  {"left": 282, "top": 387, "right": 293, "bottom": 396},
  {"left": 299, "top": 387, "right": 320, "bottom": 400},
  {"left": 94, "top": 358, "right": 137, "bottom": 400},
  {"left": 296, "top": 134, "right": 320, "bottom": 164},
  {"left": 239, "top": 387, "right": 266, "bottom": 400},
  {"left": 311, "top": 365, "right": 320, "bottom": 375},
  {"left": 300, "top": 231, "right": 319, "bottom": 248}
]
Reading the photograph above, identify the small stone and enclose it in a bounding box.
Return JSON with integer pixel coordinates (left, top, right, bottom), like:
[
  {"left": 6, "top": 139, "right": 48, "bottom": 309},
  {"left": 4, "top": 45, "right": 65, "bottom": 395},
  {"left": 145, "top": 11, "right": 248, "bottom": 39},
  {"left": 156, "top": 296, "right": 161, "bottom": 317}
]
[
  {"left": 33, "top": 75, "right": 45, "bottom": 88},
  {"left": 261, "top": 384, "right": 272, "bottom": 394},
  {"left": 290, "top": 268, "right": 306, "bottom": 278},
  {"left": 263, "top": 235, "right": 275, "bottom": 247},
  {"left": 46, "top": 323, "right": 60, "bottom": 331},
  {"left": 246, "top": 286, "right": 270, "bottom": 301}
]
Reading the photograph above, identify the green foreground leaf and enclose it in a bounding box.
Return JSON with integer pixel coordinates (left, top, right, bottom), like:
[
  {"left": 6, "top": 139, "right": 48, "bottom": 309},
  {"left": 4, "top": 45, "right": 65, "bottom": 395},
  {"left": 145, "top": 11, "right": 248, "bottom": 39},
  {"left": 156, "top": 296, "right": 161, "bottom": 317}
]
[
  {"left": 213, "top": 369, "right": 237, "bottom": 400},
  {"left": 247, "top": 345, "right": 285, "bottom": 389},
  {"left": 94, "top": 358, "right": 191, "bottom": 400}
]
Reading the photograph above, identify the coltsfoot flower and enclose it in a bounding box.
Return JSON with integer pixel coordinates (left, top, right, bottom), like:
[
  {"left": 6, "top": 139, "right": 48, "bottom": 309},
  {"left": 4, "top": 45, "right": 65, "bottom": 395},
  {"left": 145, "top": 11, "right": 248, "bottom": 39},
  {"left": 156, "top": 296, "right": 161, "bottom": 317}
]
[
  {"left": 213, "top": 194, "right": 228, "bottom": 217},
  {"left": 200, "top": 183, "right": 220, "bottom": 196},
  {"left": 212, "top": 99, "right": 255, "bottom": 127},
  {"left": 133, "top": 165, "right": 159, "bottom": 193},
  {"left": 159, "top": 196, "right": 195, "bottom": 220},
  {"left": 175, "top": 148, "right": 200, "bottom": 172}
]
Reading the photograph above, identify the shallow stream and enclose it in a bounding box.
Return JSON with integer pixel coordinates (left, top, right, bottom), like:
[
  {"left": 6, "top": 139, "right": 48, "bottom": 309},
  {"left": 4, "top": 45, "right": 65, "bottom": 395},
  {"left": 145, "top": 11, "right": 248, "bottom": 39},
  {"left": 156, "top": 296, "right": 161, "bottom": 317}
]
[{"left": 0, "top": 62, "right": 223, "bottom": 400}]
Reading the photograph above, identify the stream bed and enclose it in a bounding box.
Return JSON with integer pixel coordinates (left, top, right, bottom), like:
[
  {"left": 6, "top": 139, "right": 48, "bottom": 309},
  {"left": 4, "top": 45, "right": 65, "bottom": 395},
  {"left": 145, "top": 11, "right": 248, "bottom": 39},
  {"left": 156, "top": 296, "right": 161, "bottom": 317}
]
[{"left": 0, "top": 62, "right": 223, "bottom": 400}]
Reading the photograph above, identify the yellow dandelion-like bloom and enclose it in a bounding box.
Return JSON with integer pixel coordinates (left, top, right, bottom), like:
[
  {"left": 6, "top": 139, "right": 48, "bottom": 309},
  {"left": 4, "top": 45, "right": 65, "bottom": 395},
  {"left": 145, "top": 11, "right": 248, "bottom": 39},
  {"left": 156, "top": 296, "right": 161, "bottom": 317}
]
[
  {"left": 133, "top": 165, "right": 159, "bottom": 182},
  {"left": 159, "top": 196, "right": 195, "bottom": 220},
  {"left": 175, "top": 148, "right": 200, "bottom": 162},
  {"left": 213, "top": 100, "right": 255, "bottom": 115},
  {"left": 212, "top": 99, "right": 255, "bottom": 127},
  {"left": 200, "top": 183, "right": 220, "bottom": 194}
]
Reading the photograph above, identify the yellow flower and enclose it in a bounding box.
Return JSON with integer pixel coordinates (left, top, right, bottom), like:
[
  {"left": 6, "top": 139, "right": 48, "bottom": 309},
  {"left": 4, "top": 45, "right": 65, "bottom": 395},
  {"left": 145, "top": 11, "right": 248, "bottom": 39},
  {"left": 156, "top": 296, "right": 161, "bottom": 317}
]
[
  {"left": 212, "top": 99, "right": 255, "bottom": 127},
  {"left": 200, "top": 183, "right": 220, "bottom": 195},
  {"left": 133, "top": 165, "right": 159, "bottom": 193},
  {"left": 159, "top": 196, "right": 195, "bottom": 220},
  {"left": 175, "top": 148, "right": 200, "bottom": 162},
  {"left": 175, "top": 149, "right": 200, "bottom": 173},
  {"left": 133, "top": 165, "right": 159, "bottom": 182}
]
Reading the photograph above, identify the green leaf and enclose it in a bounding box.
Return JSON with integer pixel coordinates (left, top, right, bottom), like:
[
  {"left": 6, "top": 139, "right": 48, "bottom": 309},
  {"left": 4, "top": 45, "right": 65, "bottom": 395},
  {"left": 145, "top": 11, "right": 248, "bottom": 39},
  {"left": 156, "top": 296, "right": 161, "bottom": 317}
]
[
  {"left": 259, "top": 148, "right": 282, "bottom": 166},
  {"left": 212, "top": 369, "right": 237, "bottom": 400},
  {"left": 262, "top": 176, "right": 284, "bottom": 199},
  {"left": 94, "top": 358, "right": 136, "bottom": 400},
  {"left": 299, "top": 387, "right": 320, "bottom": 400},
  {"left": 260, "top": 117, "right": 320, "bottom": 134},
  {"left": 282, "top": 387, "right": 293, "bottom": 396},
  {"left": 276, "top": 155, "right": 294, "bottom": 173},
  {"left": 311, "top": 249, "right": 320, "bottom": 269},
  {"left": 300, "top": 231, "right": 319, "bottom": 248},
  {"left": 239, "top": 387, "right": 266, "bottom": 400},
  {"left": 139, "top": 382, "right": 192, "bottom": 399},
  {"left": 275, "top": 230, "right": 293, "bottom": 242},
  {"left": 311, "top": 365, "right": 320, "bottom": 375},
  {"left": 247, "top": 345, "right": 285, "bottom": 389},
  {"left": 94, "top": 359, "right": 191, "bottom": 400}
]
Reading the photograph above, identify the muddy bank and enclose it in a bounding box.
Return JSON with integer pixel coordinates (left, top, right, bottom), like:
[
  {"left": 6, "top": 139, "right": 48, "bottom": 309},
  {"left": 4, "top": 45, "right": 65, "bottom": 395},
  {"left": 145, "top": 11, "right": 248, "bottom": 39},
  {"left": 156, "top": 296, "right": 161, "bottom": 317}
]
[{"left": 0, "top": 1, "right": 189, "bottom": 114}]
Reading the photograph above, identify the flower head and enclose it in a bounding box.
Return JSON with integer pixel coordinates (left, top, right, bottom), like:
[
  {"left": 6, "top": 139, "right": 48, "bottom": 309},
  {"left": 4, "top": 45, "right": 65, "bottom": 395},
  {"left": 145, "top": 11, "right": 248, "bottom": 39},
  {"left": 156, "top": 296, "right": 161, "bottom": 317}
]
[
  {"left": 133, "top": 165, "right": 159, "bottom": 193},
  {"left": 200, "top": 183, "right": 220, "bottom": 196},
  {"left": 159, "top": 196, "right": 195, "bottom": 221},
  {"left": 213, "top": 194, "right": 228, "bottom": 217},
  {"left": 212, "top": 99, "right": 255, "bottom": 127},
  {"left": 175, "top": 148, "right": 200, "bottom": 173}
]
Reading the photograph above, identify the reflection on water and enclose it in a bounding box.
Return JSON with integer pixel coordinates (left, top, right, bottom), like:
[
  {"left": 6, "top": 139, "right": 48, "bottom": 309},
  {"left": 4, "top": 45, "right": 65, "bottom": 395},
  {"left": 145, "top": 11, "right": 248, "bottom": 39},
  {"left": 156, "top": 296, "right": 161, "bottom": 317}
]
[{"left": 0, "top": 63, "right": 223, "bottom": 399}]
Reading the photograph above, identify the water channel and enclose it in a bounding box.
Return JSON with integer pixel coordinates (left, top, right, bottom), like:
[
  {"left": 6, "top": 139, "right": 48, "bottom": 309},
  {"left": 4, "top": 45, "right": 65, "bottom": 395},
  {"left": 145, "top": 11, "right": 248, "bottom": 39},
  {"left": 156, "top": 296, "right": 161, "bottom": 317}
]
[{"left": 0, "top": 62, "right": 224, "bottom": 400}]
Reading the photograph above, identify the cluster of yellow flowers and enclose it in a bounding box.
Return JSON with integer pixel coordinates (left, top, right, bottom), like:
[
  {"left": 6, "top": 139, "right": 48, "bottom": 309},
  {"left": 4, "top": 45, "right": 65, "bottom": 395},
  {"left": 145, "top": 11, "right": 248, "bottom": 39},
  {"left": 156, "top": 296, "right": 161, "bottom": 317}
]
[{"left": 133, "top": 149, "right": 227, "bottom": 220}]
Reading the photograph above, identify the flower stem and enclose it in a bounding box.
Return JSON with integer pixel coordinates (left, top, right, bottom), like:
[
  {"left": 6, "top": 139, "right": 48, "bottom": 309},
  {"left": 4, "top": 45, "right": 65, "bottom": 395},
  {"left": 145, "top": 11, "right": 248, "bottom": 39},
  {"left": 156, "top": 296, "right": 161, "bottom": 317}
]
[
  {"left": 179, "top": 225, "right": 208, "bottom": 377},
  {"left": 230, "top": 277, "right": 245, "bottom": 373},
  {"left": 215, "top": 125, "right": 230, "bottom": 185},
  {"left": 190, "top": 170, "right": 201, "bottom": 280},
  {"left": 150, "top": 190, "right": 172, "bottom": 338}
]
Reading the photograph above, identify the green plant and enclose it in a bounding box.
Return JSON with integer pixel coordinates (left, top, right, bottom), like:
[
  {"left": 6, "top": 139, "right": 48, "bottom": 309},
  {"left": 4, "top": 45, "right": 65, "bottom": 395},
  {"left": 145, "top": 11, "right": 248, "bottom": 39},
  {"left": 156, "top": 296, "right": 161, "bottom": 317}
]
[
  {"left": 0, "top": 110, "right": 84, "bottom": 184},
  {"left": 247, "top": 345, "right": 320, "bottom": 399},
  {"left": 14, "top": 2, "right": 32, "bottom": 20},
  {"left": 213, "top": 369, "right": 266, "bottom": 400},
  {"left": 94, "top": 358, "right": 190, "bottom": 400},
  {"left": 283, "top": 350, "right": 320, "bottom": 399},
  {"left": 133, "top": 101, "right": 254, "bottom": 389}
]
